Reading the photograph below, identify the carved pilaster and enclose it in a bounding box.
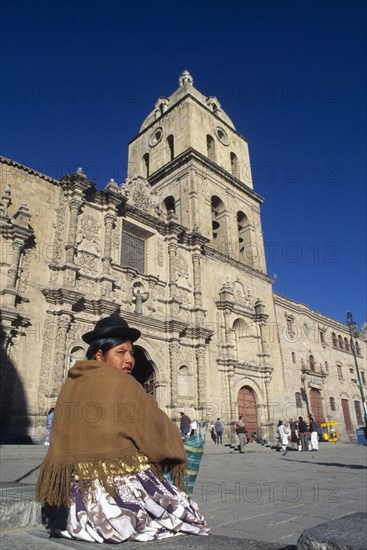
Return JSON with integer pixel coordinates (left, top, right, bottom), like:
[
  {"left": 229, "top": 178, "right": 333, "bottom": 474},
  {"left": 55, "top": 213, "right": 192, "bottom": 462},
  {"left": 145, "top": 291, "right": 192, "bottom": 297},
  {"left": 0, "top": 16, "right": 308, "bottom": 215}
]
[
  {"left": 192, "top": 249, "right": 202, "bottom": 307},
  {"left": 169, "top": 341, "right": 180, "bottom": 404},
  {"left": 102, "top": 212, "right": 115, "bottom": 275},
  {"left": 195, "top": 346, "right": 206, "bottom": 407},
  {"left": 254, "top": 299, "right": 270, "bottom": 362},
  {"left": 51, "top": 315, "right": 71, "bottom": 393},
  {"left": 51, "top": 193, "right": 67, "bottom": 267},
  {"left": 7, "top": 239, "right": 23, "bottom": 288},
  {"left": 66, "top": 198, "right": 83, "bottom": 263}
]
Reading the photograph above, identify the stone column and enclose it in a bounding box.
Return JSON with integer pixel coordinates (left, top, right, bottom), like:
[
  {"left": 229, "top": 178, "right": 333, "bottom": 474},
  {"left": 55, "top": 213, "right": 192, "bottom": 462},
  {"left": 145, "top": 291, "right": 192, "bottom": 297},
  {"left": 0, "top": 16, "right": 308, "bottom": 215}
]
[
  {"left": 102, "top": 212, "right": 115, "bottom": 275},
  {"left": 195, "top": 346, "right": 206, "bottom": 407},
  {"left": 254, "top": 299, "right": 270, "bottom": 363},
  {"left": 51, "top": 315, "right": 70, "bottom": 393},
  {"left": 192, "top": 248, "right": 202, "bottom": 308},
  {"left": 167, "top": 236, "right": 180, "bottom": 317},
  {"left": 7, "top": 239, "right": 23, "bottom": 288},
  {"left": 169, "top": 341, "right": 179, "bottom": 404},
  {"left": 167, "top": 236, "right": 177, "bottom": 295},
  {"left": 65, "top": 198, "right": 82, "bottom": 264}
]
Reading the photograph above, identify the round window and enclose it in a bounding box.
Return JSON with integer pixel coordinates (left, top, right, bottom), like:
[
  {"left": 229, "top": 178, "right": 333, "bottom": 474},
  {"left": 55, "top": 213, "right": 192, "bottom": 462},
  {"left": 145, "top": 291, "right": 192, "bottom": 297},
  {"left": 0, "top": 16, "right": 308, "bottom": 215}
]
[
  {"left": 149, "top": 127, "right": 163, "bottom": 147},
  {"left": 215, "top": 126, "right": 229, "bottom": 145}
]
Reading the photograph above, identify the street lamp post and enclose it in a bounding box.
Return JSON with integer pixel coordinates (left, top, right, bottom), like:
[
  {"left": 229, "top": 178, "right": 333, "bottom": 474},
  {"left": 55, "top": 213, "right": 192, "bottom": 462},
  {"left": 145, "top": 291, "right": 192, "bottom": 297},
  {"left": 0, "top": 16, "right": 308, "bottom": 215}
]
[{"left": 347, "top": 311, "right": 367, "bottom": 429}]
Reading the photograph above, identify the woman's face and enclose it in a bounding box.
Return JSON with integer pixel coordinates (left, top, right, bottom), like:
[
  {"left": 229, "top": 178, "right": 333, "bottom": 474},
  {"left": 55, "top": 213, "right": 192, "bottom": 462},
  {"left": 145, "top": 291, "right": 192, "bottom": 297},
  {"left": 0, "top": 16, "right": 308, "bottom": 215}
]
[{"left": 96, "top": 341, "right": 135, "bottom": 374}]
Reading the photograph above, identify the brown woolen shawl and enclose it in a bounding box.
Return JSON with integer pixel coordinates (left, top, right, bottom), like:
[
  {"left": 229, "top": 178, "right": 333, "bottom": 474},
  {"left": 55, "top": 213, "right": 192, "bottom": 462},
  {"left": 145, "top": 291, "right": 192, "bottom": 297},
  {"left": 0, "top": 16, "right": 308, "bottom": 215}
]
[{"left": 36, "top": 360, "right": 187, "bottom": 507}]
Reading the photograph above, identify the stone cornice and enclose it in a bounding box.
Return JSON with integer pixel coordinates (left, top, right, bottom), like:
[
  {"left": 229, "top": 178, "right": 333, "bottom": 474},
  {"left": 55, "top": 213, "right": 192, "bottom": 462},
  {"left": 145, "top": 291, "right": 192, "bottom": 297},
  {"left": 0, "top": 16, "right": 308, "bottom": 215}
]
[
  {"left": 204, "top": 246, "right": 273, "bottom": 283},
  {"left": 147, "top": 148, "right": 264, "bottom": 204}
]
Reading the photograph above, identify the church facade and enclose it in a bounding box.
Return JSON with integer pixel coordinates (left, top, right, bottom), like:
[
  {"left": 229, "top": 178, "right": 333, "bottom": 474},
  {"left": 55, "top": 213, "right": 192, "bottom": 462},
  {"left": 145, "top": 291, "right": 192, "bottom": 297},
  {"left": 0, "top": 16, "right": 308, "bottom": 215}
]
[{"left": 1, "top": 71, "right": 365, "bottom": 443}]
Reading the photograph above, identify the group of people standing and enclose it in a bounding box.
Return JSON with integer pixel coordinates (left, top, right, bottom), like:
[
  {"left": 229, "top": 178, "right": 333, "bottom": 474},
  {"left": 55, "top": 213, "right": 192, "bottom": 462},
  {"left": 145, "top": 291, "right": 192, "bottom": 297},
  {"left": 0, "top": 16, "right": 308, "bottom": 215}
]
[{"left": 278, "top": 416, "right": 320, "bottom": 456}]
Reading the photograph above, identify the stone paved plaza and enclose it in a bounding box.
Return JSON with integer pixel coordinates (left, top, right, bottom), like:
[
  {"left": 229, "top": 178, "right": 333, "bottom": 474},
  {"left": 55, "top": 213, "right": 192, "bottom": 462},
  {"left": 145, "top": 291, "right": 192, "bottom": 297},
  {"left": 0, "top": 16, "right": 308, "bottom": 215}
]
[{"left": 0, "top": 440, "right": 366, "bottom": 549}]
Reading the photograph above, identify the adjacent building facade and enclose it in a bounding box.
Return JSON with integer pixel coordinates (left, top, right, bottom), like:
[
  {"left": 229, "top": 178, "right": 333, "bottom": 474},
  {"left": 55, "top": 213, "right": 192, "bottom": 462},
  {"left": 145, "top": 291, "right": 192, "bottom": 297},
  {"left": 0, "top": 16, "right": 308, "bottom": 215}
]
[{"left": 1, "top": 71, "right": 365, "bottom": 443}]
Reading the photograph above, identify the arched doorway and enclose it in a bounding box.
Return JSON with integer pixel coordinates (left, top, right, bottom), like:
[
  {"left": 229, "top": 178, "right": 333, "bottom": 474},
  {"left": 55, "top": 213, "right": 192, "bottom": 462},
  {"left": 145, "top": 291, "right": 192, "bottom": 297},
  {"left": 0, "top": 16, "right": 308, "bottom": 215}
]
[
  {"left": 132, "top": 346, "right": 156, "bottom": 397},
  {"left": 237, "top": 386, "right": 258, "bottom": 435},
  {"left": 309, "top": 389, "right": 325, "bottom": 424}
]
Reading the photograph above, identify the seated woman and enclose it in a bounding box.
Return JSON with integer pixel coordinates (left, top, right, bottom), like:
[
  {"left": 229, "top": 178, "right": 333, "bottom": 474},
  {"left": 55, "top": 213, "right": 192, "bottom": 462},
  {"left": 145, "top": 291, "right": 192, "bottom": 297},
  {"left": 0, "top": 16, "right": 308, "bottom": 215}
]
[{"left": 36, "top": 316, "right": 210, "bottom": 543}]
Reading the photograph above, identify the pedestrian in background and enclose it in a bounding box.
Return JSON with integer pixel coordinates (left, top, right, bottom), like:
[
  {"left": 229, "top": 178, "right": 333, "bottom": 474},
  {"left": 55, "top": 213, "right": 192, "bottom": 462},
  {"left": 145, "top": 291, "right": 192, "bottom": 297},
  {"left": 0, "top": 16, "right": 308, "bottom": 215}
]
[
  {"left": 298, "top": 416, "right": 309, "bottom": 451},
  {"left": 180, "top": 411, "right": 191, "bottom": 438},
  {"left": 309, "top": 416, "right": 319, "bottom": 451},
  {"left": 210, "top": 426, "right": 217, "bottom": 443},
  {"left": 235, "top": 416, "right": 247, "bottom": 453},
  {"left": 44, "top": 408, "right": 55, "bottom": 446},
  {"left": 277, "top": 420, "right": 290, "bottom": 455},
  {"left": 214, "top": 418, "right": 224, "bottom": 444}
]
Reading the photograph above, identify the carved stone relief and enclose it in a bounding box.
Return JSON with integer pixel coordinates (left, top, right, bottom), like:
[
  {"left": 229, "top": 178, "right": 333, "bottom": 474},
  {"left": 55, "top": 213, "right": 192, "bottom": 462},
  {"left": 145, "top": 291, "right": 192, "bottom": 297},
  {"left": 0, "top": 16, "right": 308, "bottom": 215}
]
[
  {"left": 18, "top": 248, "right": 32, "bottom": 293},
  {"left": 176, "top": 250, "right": 189, "bottom": 281},
  {"left": 122, "top": 177, "right": 161, "bottom": 216},
  {"left": 157, "top": 240, "right": 164, "bottom": 267},
  {"left": 51, "top": 192, "right": 67, "bottom": 264}
]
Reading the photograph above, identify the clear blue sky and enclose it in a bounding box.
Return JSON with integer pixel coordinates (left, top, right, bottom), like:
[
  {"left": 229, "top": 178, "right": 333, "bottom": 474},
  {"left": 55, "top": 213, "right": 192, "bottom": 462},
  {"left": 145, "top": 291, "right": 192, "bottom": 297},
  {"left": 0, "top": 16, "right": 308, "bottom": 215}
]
[{"left": 1, "top": 0, "right": 366, "bottom": 326}]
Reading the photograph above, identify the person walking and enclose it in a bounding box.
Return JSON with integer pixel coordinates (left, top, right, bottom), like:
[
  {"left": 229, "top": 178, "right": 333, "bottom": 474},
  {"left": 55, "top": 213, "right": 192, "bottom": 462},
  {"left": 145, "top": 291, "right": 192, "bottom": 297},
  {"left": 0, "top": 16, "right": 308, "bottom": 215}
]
[
  {"left": 235, "top": 416, "right": 247, "bottom": 453},
  {"left": 214, "top": 418, "right": 224, "bottom": 444},
  {"left": 298, "top": 416, "right": 309, "bottom": 451},
  {"left": 277, "top": 420, "right": 290, "bottom": 455},
  {"left": 309, "top": 416, "right": 319, "bottom": 451}
]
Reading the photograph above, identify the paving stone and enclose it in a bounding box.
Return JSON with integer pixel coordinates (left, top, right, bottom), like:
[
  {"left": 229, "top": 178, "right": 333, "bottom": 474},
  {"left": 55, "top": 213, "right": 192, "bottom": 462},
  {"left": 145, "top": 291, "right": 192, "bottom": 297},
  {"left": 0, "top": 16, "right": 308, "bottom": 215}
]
[{"left": 297, "top": 513, "right": 367, "bottom": 550}]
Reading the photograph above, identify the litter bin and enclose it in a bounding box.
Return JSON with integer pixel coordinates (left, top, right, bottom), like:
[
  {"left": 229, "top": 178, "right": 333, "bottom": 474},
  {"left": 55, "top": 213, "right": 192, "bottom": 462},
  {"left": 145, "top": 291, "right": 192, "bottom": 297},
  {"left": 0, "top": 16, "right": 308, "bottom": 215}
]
[{"left": 356, "top": 427, "right": 367, "bottom": 445}]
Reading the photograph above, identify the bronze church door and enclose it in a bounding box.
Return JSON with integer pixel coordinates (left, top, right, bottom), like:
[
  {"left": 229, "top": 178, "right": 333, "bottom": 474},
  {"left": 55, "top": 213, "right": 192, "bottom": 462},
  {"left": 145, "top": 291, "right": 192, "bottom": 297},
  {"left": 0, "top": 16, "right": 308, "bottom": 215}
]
[
  {"left": 309, "top": 389, "right": 325, "bottom": 424},
  {"left": 237, "top": 386, "right": 258, "bottom": 435}
]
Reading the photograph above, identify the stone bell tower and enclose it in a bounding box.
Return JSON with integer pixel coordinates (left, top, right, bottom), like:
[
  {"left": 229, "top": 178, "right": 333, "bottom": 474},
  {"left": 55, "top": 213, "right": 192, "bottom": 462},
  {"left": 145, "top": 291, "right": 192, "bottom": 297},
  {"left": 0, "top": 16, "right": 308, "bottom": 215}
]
[{"left": 127, "top": 70, "right": 267, "bottom": 273}]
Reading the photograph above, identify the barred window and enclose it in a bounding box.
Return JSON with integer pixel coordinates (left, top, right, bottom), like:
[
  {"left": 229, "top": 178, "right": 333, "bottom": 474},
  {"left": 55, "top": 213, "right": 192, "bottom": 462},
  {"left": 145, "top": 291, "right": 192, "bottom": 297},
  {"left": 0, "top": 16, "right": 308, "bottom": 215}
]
[{"left": 121, "top": 221, "right": 152, "bottom": 273}]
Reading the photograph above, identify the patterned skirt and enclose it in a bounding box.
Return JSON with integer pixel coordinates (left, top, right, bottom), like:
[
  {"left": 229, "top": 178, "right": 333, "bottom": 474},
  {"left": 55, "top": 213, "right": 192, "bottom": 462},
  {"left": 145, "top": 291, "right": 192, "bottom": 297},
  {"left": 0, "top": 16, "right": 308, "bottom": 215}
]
[{"left": 52, "top": 469, "right": 210, "bottom": 543}]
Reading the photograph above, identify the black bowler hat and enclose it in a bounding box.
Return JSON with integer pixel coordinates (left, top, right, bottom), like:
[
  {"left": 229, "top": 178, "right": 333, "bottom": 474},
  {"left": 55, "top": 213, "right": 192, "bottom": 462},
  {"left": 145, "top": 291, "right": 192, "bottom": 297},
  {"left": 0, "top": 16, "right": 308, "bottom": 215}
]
[{"left": 82, "top": 316, "right": 141, "bottom": 344}]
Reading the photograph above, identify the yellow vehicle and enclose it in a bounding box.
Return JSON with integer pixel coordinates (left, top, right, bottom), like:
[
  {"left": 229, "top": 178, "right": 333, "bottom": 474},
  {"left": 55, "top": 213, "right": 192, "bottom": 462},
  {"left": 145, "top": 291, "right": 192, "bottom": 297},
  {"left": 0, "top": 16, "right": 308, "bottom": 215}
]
[{"left": 321, "top": 421, "right": 339, "bottom": 442}]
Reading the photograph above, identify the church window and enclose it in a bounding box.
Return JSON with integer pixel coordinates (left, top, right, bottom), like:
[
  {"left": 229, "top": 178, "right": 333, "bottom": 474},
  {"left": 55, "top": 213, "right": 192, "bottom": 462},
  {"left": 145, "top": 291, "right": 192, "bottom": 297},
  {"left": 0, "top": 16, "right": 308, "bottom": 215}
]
[
  {"left": 167, "top": 134, "right": 174, "bottom": 161},
  {"left": 164, "top": 195, "right": 175, "bottom": 213},
  {"left": 143, "top": 153, "right": 150, "bottom": 177},
  {"left": 320, "top": 330, "right": 325, "bottom": 343},
  {"left": 332, "top": 332, "right": 337, "bottom": 347},
  {"left": 207, "top": 135, "right": 216, "bottom": 162},
  {"left": 329, "top": 397, "right": 336, "bottom": 412},
  {"left": 337, "top": 364, "right": 343, "bottom": 380},
  {"left": 292, "top": 352, "right": 296, "bottom": 363},
  {"left": 325, "top": 361, "right": 329, "bottom": 372},
  {"left": 237, "top": 211, "right": 253, "bottom": 265},
  {"left": 230, "top": 152, "right": 239, "bottom": 178},
  {"left": 354, "top": 401, "right": 363, "bottom": 424},
  {"left": 308, "top": 355, "right": 315, "bottom": 372},
  {"left": 295, "top": 392, "right": 302, "bottom": 408},
  {"left": 355, "top": 341, "right": 361, "bottom": 355},
  {"left": 344, "top": 337, "right": 349, "bottom": 351},
  {"left": 361, "top": 371, "right": 366, "bottom": 385},
  {"left": 338, "top": 335, "right": 343, "bottom": 349},
  {"left": 121, "top": 221, "right": 152, "bottom": 274}
]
